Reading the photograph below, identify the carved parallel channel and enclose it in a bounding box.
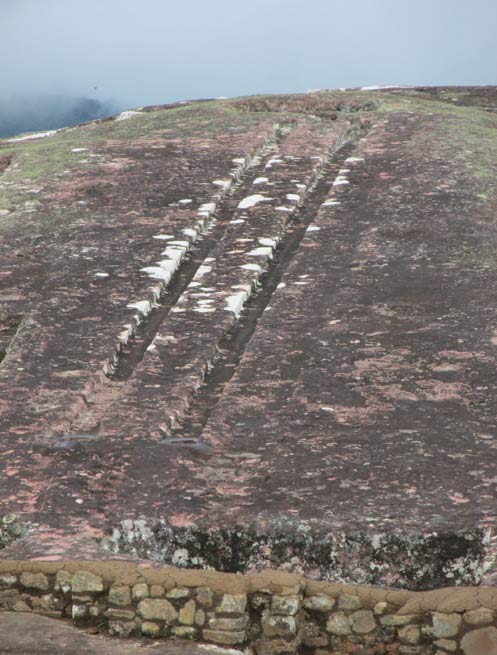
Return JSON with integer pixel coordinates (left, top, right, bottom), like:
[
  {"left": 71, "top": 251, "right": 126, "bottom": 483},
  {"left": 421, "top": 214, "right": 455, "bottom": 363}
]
[
  {"left": 172, "top": 140, "right": 360, "bottom": 440},
  {"left": 109, "top": 127, "right": 291, "bottom": 382}
]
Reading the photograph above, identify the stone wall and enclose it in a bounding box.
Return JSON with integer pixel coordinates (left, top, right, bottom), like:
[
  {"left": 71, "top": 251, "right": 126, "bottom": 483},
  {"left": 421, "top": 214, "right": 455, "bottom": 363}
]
[{"left": 0, "top": 561, "right": 497, "bottom": 654}]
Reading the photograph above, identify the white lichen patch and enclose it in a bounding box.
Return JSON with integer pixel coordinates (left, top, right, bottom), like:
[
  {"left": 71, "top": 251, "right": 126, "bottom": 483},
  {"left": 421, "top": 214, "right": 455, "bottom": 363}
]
[
  {"left": 275, "top": 206, "right": 292, "bottom": 212},
  {"left": 225, "top": 289, "right": 251, "bottom": 318},
  {"left": 345, "top": 156, "right": 365, "bottom": 163},
  {"left": 193, "top": 265, "right": 213, "bottom": 279},
  {"left": 182, "top": 228, "right": 198, "bottom": 239},
  {"left": 212, "top": 179, "right": 231, "bottom": 189},
  {"left": 265, "top": 158, "right": 284, "bottom": 169},
  {"left": 127, "top": 300, "right": 152, "bottom": 315},
  {"left": 333, "top": 176, "right": 350, "bottom": 186},
  {"left": 277, "top": 282, "right": 286, "bottom": 289},
  {"left": 238, "top": 194, "right": 274, "bottom": 209},
  {"left": 306, "top": 226, "right": 321, "bottom": 232},
  {"left": 198, "top": 202, "right": 217, "bottom": 215},
  {"left": 240, "top": 263, "right": 263, "bottom": 272},
  {"left": 94, "top": 272, "right": 109, "bottom": 278},
  {"left": 247, "top": 246, "right": 273, "bottom": 257},
  {"left": 230, "top": 218, "right": 245, "bottom": 224},
  {"left": 178, "top": 198, "right": 193, "bottom": 205},
  {"left": 286, "top": 193, "right": 301, "bottom": 202},
  {"left": 116, "top": 110, "right": 141, "bottom": 121},
  {"left": 141, "top": 266, "right": 170, "bottom": 281},
  {"left": 323, "top": 200, "right": 341, "bottom": 206},
  {"left": 153, "top": 234, "right": 175, "bottom": 240},
  {"left": 232, "top": 157, "right": 246, "bottom": 165},
  {"left": 253, "top": 177, "right": 269, "bottom": 185},
  {"left": 258, "top": 237, "right": 278, "bottom": 247}
]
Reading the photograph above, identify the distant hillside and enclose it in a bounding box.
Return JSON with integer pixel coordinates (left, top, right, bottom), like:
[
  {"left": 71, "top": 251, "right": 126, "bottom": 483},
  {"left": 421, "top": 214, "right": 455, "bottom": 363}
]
[{"left": 0, "top": 94, "right": 120, "bottom": 137}]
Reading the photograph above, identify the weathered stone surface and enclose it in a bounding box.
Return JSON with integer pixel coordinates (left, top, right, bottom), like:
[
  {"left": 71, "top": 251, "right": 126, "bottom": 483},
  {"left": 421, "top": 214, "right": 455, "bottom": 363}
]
[
  {"left": 109, "top": 621, "right": 136, "bottom": 637},
  {"left": 106, "top": 608, "right": 136, "bottom": 621},
  {"left": 179, "top": 599, "right": 196, "bottom": 625},
  {"left": 195, "top": 609, "right": 205, "bottom": 626},
  {"left": 434, "top": 639, "right": 457, "bottom": 652},
  {"left": 326, "top": 611, "right": 352, "bottom": 636},
  {"left": 141, "top": 621, "right": 161, "bottom": 637},
  {"left": 71, "top": 571, "right": 103, "bottom": 594},
  {"left": 132, "top": 583, "right": 149, "bottom": 601},
  {"left": 461, "top": 627, "right": 497, "bottom": 655},
  {"left": 381, "top": 614, "right": 420, "bottom": 627},
  {"left": 216, "top": 594, "right": 247, "bottom": 615},
  {"left": 72, "top": 604, "right": 88, "bottom": 620},
  {"left": 150, "top": 585, "right": 165, "bottom": 597},
  {"left": 374, "top": 601, "right": 388, "bottom": 615},
  {"left": 398, "top": 625, "right": 421, "bottom": 645},
  {"left": 173, "top": 626, "right": 197, "bottom": 639},
  {"left": 262, "top": 616, "right": 297, "bottom": 638},
  {"left": 303, "top": 595, "right": 335, "bottom": 612},
  {"left": 0, "top": 574, "right": 17, "bottom": 588},
  {"left": 271, "top": 595, "right": 300, "bottom": 616},
  {"left": 167, "top": 587, "right": 191, "bottom": 600},
  {"left": 138, "top": 598, "right": 178, "bottom": 623},
  {"left": 109, "top": 585, "right": 131, "bottom": 606},
  {"left": 351, "top": 610, "right": 376, "bottom": 634},
  {"left": 255, "top": 637, "right": 299, "bottom": 655},
  {"left": 432, "top": 612, "right": 462, "bottom": 638},
  {"left": 203, "top": 629, "right": 246, "bottom": 645},
  {"left": 338, "top": 593, "right": 362, "bottom": 611},
  {"left": 463, "top": 607, "right": 495, "bottom": 625},
  {"left": 55, "top": 570, "right": 72, "bottom": 594},
  {"left": 20, "top": 571, "right": 49, "bottom": 591},
  {"left": 209, "top": 615, "right": 248, "bottom": 631},
  {"left": 196, "top": 588, "right": 214, "bottom": 608}
]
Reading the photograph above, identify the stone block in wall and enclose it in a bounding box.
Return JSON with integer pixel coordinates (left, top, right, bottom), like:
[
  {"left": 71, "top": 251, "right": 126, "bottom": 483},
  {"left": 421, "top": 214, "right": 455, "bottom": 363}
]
[
  {"left": 216, "top": 594, "right": 247, "bottom": 615},
  {"left": 326, "top": 611, "right": 352, "bottom": 636},
  {"left": 13, "top": 599, "right": 31, "bottom": 612},
  {"left": 203, "top": 628, "right": 246, "bottom": 645},
  {"left": 150, "top": 585, "right": 165, "bottom": 598},
  {"left": 262, "top": 615, "right": 298, "bottom": 639},
  {"left": 398, "top": 625, "right": 421, "bottom": 645},
  {"left": 20, "top": 572, "right": 49, "bottom": 592},
  {"left": 167, "top": 587, "right": 190, "bottom": 600},
  {"left": 337, "top": 593, "right": 362, "bottom": 611},
  {"left": 106, "top": 608, "right": 136, "bottom": 621},
  {"left": 432, "top": 612, "right": 462, "bottom": 639},
  {"left": 351, "top": 609, "right": 377, "bottom": 634},
  {"left": 0, "top": 574, "right": 17, "bottom": 589},
  {"left": 461, "top": 626, "right": 497, "bottom": 655},
  {"left": 72, "top": 604, "right": 88, "bottom": 620},
  {"left": 179, "top": 599, "right": 196, "bottom": 625},
  {"left": 141, "top": 621, "right": 161, "bottom": 637},
  {"left": 109, "top": 621, "right": 136, "bottom": 637},
  {"left": 271, "top": 595, "right": 300, "bottom": 616},
  {"left": 173, "top": 626, "right": 197, "bottom": 639},
  {"left": 195, "top": 609, "right": 205, "bottom": 626},
  {"left": 434, "top": 639, "right": 456, "bottom": 652},
  {"left": 109, "top": 585, "right": 131, "bottom": 606},
  {"left": 138, "top": 598, "right": 178, "bottom": 623},
  {"left": 0, "top": 589, "right": 19, "bottom": 610},
  {"left": 55, "top": 571, "right": 72, "bottom": 594},
  {"left": 302, "top": 622, "right": 328, "bottom": 649},
  {"left": 132, "top": 583, "right": 148, "bottom": 601},
  {"left": 373, "top": 601, "right": 388, "bottom": 615},
  {"left": 71, "top": 571, "right": 103, "bottom": 594},
  {"left": 196, "top": 587, "right": 214, "bottom": 608},
  {"left": 303, "top": 595, "right": 335, "bottom": 612},
  {"left": 463, "top": 607, "right": 495, "bottom": 625},
  {"left": 255, "top": 637, "right": 300, "bottom": 655},
  {"left": 209, "top": 615, "right": 249, "bottom": 631},
  {"left": 380, "top": 614, "right": 420, "bottom": 626}
]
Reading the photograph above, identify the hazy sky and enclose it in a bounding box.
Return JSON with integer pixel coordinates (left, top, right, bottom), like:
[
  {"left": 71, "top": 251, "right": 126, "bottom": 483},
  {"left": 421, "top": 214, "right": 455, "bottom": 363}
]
[{"left": 2, "top": 0, "right": 496, "bottom": 108}]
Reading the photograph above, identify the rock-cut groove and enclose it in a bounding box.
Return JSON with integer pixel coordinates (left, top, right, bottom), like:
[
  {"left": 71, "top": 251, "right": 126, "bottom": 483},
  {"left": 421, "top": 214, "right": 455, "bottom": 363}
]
[{"left": 171, "top": 139, "right": 360, "bottom": 442}]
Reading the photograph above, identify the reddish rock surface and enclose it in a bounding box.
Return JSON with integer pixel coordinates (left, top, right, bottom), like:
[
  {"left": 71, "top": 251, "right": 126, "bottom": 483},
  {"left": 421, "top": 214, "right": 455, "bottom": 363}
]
[{"left": 2, "top": 88, "right": 497, "bottom": 589}]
